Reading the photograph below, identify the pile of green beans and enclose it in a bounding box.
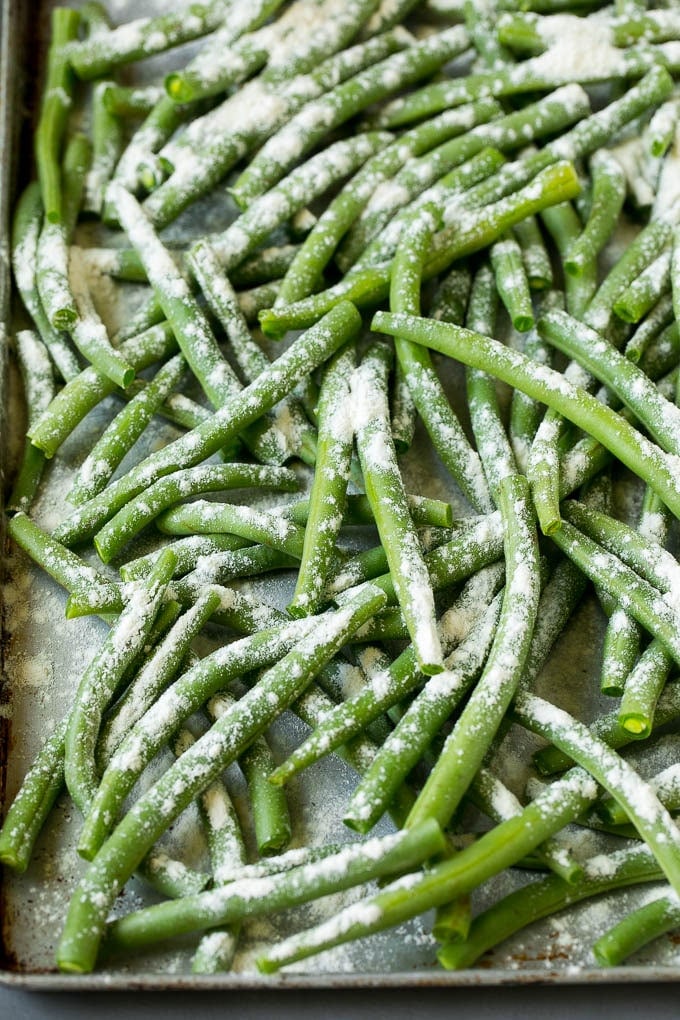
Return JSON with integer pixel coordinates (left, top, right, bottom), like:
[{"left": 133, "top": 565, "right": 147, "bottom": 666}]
[{"left": 4, "top": 0, "right": 680, "bottom": 982}]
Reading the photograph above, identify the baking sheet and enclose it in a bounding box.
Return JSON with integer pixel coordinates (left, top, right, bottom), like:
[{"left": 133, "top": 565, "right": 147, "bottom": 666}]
[{"left": 2, "top": 0, "right": 680, "bottom": 989}]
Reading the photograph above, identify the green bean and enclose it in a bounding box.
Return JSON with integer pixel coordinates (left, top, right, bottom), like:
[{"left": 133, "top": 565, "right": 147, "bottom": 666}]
[
  {"left": 469, "top": 768, "right": 583, "bottom": 884},
  {"left": 625, "top": 293, "right": 675, "bottom": 365},
  {"left": 228, "top": 244, "right": 300, "bottom": 288},
  {"left": 347, "top": 84, "right": 589, "bottom": 273},
  {"left": 601, "top": 762, "right": 680, "bottom": 827},
  {"left": 0, "top": 703, "right": 206, "bottom": 900},
  {"left": 101, "top": 83, "right": 165, "bottom": 117},
  {"left": 332, "top": 511, "right": 505, "bottom": 600},
  {"left": 600, "top": 603, "right": 642, "bottom": 699},
  {"left": 231, "top": 26, "right": 471, "bottom": 206},
  {"left": 672, "top": 227, "right": 680, "bottom": 333},
  {"left": 535, "top": 678, "right": 680, "bottom": 777},
  {"left": 271, "top": 562, "right": 505, "bottom": 786},
  {"left": 256, "top": 768, "right": 598, "bottom": 972},
  {"left": 37, "top": 133, "right": 92, "bottom": 332},
  {"left": 371, "top": 310, "right": 680, "bottom": 521},
  {"left": 490, "top": 235, "right": 534, "bottom": 331},
  {"left": 465, "top": 264, "right": 517, "bottom": 499},
  {"left": 262, "top": 0, "right": 391, "bottom": 83},
  {"left": 405, "top": 474, "right": 540, "bottom": 831},
  {"left": 144, "top": 30, "right": 407, "bottom": 228},
  {"left": 359, "top": 0, "right": 422, "bottom": 38},
  {"left": 53, "top": 301, "right": 361, "bottom": 548},
  {"left": 235, "top": 728, "right": 292, "bottom": 856},
  {"left": 613, "top": 248, "right": 671, "bottom": 325},
  {"left": 68, "top": 354, "right": 186, "bottom": 505},
  {"left": 8, "top": 330, "right": 55, "bottom": 513},
  {"left": 66, "top": 2, "right": 232, "bottom": 79},
  {"left": 187, "top": 239, "right": 317, "bottom": 466},
  {"left": 509, "top": 292, "right": 560, "bottom": 473},
  {"left": 390, "top": 361, "right": 417, "bottom": 453},
  {"left": 67, "top": 246, "right": 136, "bottom": 388},
  {"left": 0, "top": 719, "right": 68, "bottom": 872},
  {"left": 65, "top": 549, "right": 176, "bottom": 819},
  {"left": 550, "top": 519, "right": 680, "bottom": 667},
  {"left": 83, "top": 81, "right": 124, "bottom": 216},
  {"left": 213, "top": 133, "right": 392, "bottom": 271},
  {"left": 79, "top": 616, "right": 315, "bottom": 859},
  {"left": 430, "top": 267, "right": 472, "bottom": 326},
  {"left": 11, "top": 182, "right": 80, "bottom": 381},
  {"left": 352, "top": 342, "right": 443, "bottom": 674},
  {"left": 163, "top": 0, "right": 285, "bottom": 103},
  {"left": 584, "top": 219, "right": 673, "bottom": 336},
  {"left": 409, "top": 211, "right": 498, "bottom": 511},
  {"left": 349, "top": 147, "right": 506, "bottom": 274},
  {"left": 289, "top": 344, "right": 355, "bottom": 616},
  {"left": 513, "top": 215, "right": 553, "bottom": 290},
  {"left": 110, "top": 92, "right": 206, "bottom": 194},
  {"left": 169, "top": 721, "right": 243, "bottom": 974},
  {"left": 594, "top": 892, "right": 680, "bottom": 967},
  {"left": 29, "top": 321, "right": 176, "bottom": 458},
  {"left": 35, "top": 7, "right": 80, "bottom": 223},
  {"left": 8, "top": 512, "right": 122, "bottom": 617},
  {"left": 541, "top": 201, "right": 596, "bottom": 318},
  {"left": 168, "top": 547, "right": 298, "bottom": 605},
  {"left": 95, "top": 463, "right": 298, "bottom": 563},
  {"left": 438, "top": 844, "right": 663, "bottom": 970},
  {"left": 538, "top": 308, "right": 680, "bottom": 457},
  {"left": 105, "top": 820, "right": 445, "bottom": 955},
  {"left": 371, "top": 40, "right": 670, "bottom": 127},
  {"left": 564, "top": 149, "right": 626, "bottom": 278},
  {"left": 645, "top": 97, "right": 679, "bottom": 158},
  {"left": 278, "top": 102, "right": 498, "bottom": 305},
  {"left": 120, "top": 534, "right": 252, "bottom": 581},
  {"left": 618, "top": 639, "right": 673, "bottom": 739},
  {"left": 613, "top": 11, "right": 680, "bottom": 47},
  {"left": 262, "top": 159, "right": 577, "bottom": 339},
  {"left": 514, "top": 692, "right": 680, "bottom": 896},
  {"left": 96, "top": 590, "right": 222, "bottom": 767},
  {"left": 157, "top": 501, "right": 308, "bottom": 559},
  {"left": 106, "top": 184, "right": 248, "bottom": 412},
  {"left": 343, "top": 585, "right": 504, "bottom": 832},
  {"left": 57, "top": 583, "right": 387, "bottom": 973},
  {"left": 188, "top": 750, "right": 247, "bottom": 979},
  {"left": 638, "top": 321, "right": 680, "bottom": 380}
]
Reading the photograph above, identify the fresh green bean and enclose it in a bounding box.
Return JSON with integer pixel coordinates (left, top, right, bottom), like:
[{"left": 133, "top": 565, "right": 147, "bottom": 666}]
[
  {"left": 439, "top": 844, "right": 663, "bottom": 970},
  {"left": 257, "top": 768, "right": 598, "bottom": 972},
  {"left": 57, "top": 583, "right": 387, "bottom": 973},
  {"left": 105, "top": 820, "right": 445, "bottom": 954},
  {"left": 405, "top": 474, "right": 540, "bottom": 830},
  {"left": 515, "top": 693, "right": 680, "bottom": 896},
  {"left": 37, "top": 133, "right": 92, "bottom": 332},
  {"left": 8, "top": 512, "right": 122, "bottom": 617},
  {"left": 352, "top": 342, "right": 443, "bottom": 674},
  {"left": 69, "top": 354, "right": 186, "bottom": 505},
  {"left": 67, "top": 2, "right": 233, "bottom": 79},
  {"left": 8, "top": 330, "right": 55, "bottom": 513},
  {"left": 371, "top": 310, "right": 680, "bottom": 521},
  {"left": 95, "top": 463, "right": 298, "bottom": 563},
  {"left": 231, "top": 26, "right": 471, "bottom": 206},
  {"left": 53, "top": 302, "right": 361, "bottom": 547},
  {"left": 11, "top": 182, "right": 81, "bottom": 381},
  {"left": 35, "top": 7, "right": 80, "bottom": 223},
  {"left": 65, "top": 549, "right": 176, "bottom": 819},
  {"left": 29, "top": 321, "right": 176, "bottom": 458}
]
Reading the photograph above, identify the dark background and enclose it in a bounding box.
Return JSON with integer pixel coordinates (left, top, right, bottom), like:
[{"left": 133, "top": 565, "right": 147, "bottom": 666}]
[{"left": 1, "top": 982, "right": 680, "bottom": 1018}]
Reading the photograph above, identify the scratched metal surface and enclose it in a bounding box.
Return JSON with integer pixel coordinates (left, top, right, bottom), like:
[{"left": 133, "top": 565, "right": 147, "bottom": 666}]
[{"left": 1, "top": 0, "right": 680, "bottom": 989}]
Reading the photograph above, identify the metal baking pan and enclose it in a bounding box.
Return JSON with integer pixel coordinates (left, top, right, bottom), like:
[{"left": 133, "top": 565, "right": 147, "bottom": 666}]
[{"left": 2, "top": 0, "right": 680, "bottom": 989}]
